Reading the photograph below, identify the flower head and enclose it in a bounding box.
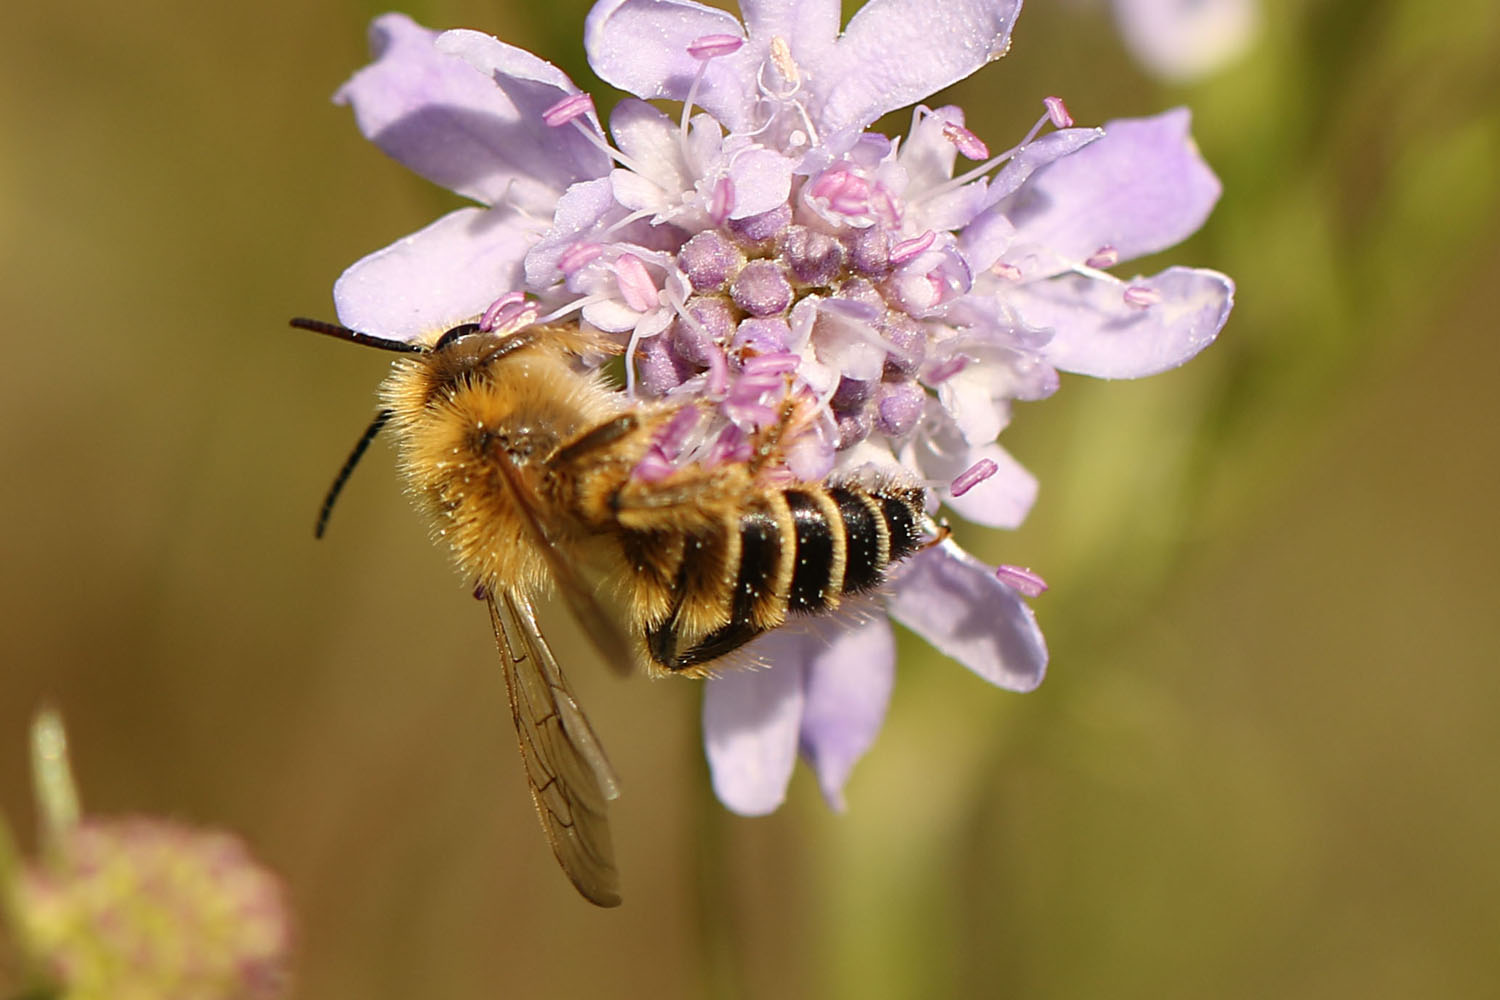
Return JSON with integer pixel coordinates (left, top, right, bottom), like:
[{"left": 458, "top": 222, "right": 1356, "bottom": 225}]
[
  {"left": 0, "top": 710, "right": 292, "bottom": 1000},
  {"left": 329, "top": 0, "right": 1233, "bottom": 815}
]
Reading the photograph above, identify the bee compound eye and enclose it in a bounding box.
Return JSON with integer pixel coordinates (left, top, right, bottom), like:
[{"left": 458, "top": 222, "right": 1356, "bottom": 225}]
[{"left": 433, "top": 322, "right": 485, "bottom": 351}]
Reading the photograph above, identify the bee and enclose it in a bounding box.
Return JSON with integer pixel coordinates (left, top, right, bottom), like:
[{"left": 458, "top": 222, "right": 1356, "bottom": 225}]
[{"left": 293, "top": 316, "right": 930, "bottom": 906}]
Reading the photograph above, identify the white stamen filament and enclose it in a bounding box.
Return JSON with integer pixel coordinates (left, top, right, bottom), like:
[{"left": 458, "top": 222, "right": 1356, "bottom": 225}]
[{"left": 914, "top": 107, "right": 1059, "bottom": 206}]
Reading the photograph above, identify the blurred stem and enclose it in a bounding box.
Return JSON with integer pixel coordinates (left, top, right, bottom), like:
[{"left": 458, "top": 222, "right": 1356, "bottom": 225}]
[{"left": 28, "top": 710, "right": 78, "bottom": 870}]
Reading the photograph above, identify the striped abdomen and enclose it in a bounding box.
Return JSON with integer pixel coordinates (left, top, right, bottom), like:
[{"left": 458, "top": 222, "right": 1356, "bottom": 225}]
[{"left": 641, "top": 482, "right": 926, "bottom": 673}]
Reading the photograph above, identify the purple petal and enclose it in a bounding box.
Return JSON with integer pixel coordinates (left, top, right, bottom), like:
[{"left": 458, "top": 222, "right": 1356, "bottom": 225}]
[
  {"left": 1000, "top": 108, "right": 1222, "bottom": 268},
  {"left": 1113, "top": 0, "right": 1259, "bottom": 81},
  {"left": 335, "top": 14, "right": 608, "bottom": 207},
  {"left": 984, "top": 127, "right": 1103, "bottom": 206},
  {"left": 1018, "top": 266, "right": 1234, "bottom": 378},
  {"left": 886, "top": 540, "right": 1047, "bottom": 692},
  {"left": 813, "top": 0, "right": 1022, "bottom": 135},
  {"left": 585, "top": 0, "right": 757, "bottom": 132},
  {"left": 334, "top": 206, "right": 539, "bottom": 342},
  {"left": 796, "top": 614, "right": 897, "bottom": 811},
  {"left": 702, "top": 657, "right": 806, "bottom": 816}
]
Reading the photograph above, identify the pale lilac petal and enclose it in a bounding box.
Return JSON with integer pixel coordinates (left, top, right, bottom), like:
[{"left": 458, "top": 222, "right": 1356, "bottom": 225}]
[
  {"left": 959, "top": 211, "right": 1017, "bottom": 273},
  {"left": 523, "top": 178, "right": 619, "bottom": 288},
  {"left": 886, "top": 540, "right": 1047, "bottom": 692},
  {"left": 1018, "top": 266, "right": 1234, "bottom": 378},
  {"left": 814, "top": 0, "right": 1022, "bottom": 135},
  {"left": 333, "top": 207, "right": 539, "bottom": 342},
  {"left": 336, "top": 14, "right": 607, "bottom": 207},
  {"left": 739, "top": 0, "right": 841, "bottom": 47},
  {"left": 797, "top": 614, "right": 896, "bottom": 812},
  {"left": 703, "top": 657, "right": 806, "bottom": 816},
  {"left": 1001, "top": 109, "right": 1222, "bottom": 269},
  {"left": 726, "top": 148, "right": 796, "bottom": 219},
  {"left": 1114, "top": 0, "right": 1259, "bottom": 81},
  {"left": 608, "top": 99, "right": 683, "bottom": 178},
  {"left": 432, "top": 30, "right": 614, "bottom": 200},
  {"left": 585, "top": 0, "right": 756, "bottom": 131}
]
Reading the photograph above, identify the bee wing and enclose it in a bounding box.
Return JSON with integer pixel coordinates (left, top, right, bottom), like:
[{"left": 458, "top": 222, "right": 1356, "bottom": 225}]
[
  {"left": 492, "top": 449, "right": 637, "bottom": 677},
  {"left": 488, "top": 589, "right": 622, "bottom": 907}
]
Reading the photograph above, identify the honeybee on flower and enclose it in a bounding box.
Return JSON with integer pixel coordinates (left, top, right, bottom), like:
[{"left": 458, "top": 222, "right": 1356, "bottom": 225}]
[{"left": 301, "top": 0, "right": 1233, "bottom": 902}]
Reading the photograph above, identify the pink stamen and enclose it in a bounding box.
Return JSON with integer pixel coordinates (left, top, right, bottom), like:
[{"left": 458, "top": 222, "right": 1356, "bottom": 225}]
[
  {"left": 831, "top": 176, "right": 871, "bottom": 215},
  {"left": 479, "top": 292, "right": 538, "bottom": 333},
  {"left": 890, "top": 230, "right": 936, "bottom": 267},
  {"left": 543, "top": 93, "right": 595, "bottom": 128},
  {"left": 950, "top": 458, "right": 998, "bottom": 497},
  {"left": 659, "top": 406, "right": 701, "bottom": 452},
  {"left": 942, "top": 121, "right": 990, "bottom": 160},
  {"left": 615, "top": 255, "right": 659, "bottom": 313},
  {"left": 1043, "top": 96, "right": 1073, "bottom": 129},
  {"left": 706, "top": 347, "right": 729, "bottom": 396},
  {"left": 809, "top": 169, "right": 848, "bottom": 201},
  {"left": 991, "top": 261, "right": 1022, "bottom": 281},
  {"left": 1085, "top": 246, "right": 1119, "bottom": 269},
  {"left": 925, "top": 356, "right": 968, "bottom": 384},
  {"left": 741, "top": 352, "right": 800, "bottom": 376},
  {"left": 995, "top": 564, "right": 1048, "bottom": 597},
  {"left": 688, "top": 33, "right": 744, "bottom": 60},
  {"left": 558, "top": 241, "right": 604, "bottom": 275},
  {"left": 709, "top": 176, "right": 735, "bottom": 224},
  {"left": 1124, "top": 284, "right": 1161, "bottom": 308},
  {"left": 478, "top": 291, "right": 526, "bottom": 331},
  {"left": 633, "top": 451, "right": 676, "bottom": 482}
]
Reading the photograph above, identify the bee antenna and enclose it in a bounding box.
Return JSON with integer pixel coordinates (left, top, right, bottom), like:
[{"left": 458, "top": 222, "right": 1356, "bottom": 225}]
[
  {"left": 290, "top": 317, "right": 425, "bottom": 355},
  {"left": 316, "top": 409, "right": 394, "bottom": 539}
]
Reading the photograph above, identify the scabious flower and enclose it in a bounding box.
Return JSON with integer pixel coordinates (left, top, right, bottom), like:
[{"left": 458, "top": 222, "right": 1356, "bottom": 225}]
[
  {"left": 330, "top": 1, "right": 1233, "bottom": 815},
  {"left": 0, "top": 711, "right": 292, "bottom": 1000}
]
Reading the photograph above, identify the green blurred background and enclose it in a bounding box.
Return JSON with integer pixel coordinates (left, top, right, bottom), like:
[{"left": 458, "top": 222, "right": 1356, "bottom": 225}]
[{"left": 1, "top": 0, "right": 1496, "bottom": 996}]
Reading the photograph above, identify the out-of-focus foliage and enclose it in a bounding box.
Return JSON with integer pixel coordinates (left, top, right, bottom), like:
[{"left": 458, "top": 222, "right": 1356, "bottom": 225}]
[{"left": 0, "top": 1, "right": 1495, "bottom": 997}]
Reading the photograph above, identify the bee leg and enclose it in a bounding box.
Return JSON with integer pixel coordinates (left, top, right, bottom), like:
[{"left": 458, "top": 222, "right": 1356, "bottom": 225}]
[
  {"left": 548, "top": 414, "right": 642, "bottom": 470},
  {"left": 646, "top": 614, "right": 764, "bottom": 673},
  {"left": 748, "top": 396, "right": 799, "bottom": 475}
]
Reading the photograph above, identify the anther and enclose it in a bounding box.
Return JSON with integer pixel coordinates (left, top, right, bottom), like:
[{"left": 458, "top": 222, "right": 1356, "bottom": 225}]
[
  {"left": 995, "top": 564, "right": 1048, "bottom": 597},
  {"left": 709, "top": 176, "right": 735, "bottom": 224},
  {"left": 1043, "top": 96, "right": 1073, "bottom": 129},
  {"left": 688, "top": 34, "right": 744, "bottom": 60},
  {"left": 942, "top": 121, "right": 990, "bottom": 160},
  {"left": 542, "top": 93, "right": 595, "bottom": 127},
  {"left": 558, "top": 241, "right": 605, "bottom": 275},
  {"left": 925, "top": 356, "right": 968, "bottom": 384},
  {"left": 1123, "top": 285, "right": 1161, "bottom": 308},
  {"left": 769, "top": 37, "right": 799, "bottom": 86},
  {"left": 479, "top": 292, "right": 535, "bottom": 332},
  {"left": 615, "top": 255, "right": 659, "bottom": 312},
  {"left": 1085, "top": 246, "right": 1119, "bottom": 269},
  {"left": 890, "top": 230, "right": 936, "bottom": 267},
  {"left": 950, "top": 459, "right": 998, "bottom": 497}
]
